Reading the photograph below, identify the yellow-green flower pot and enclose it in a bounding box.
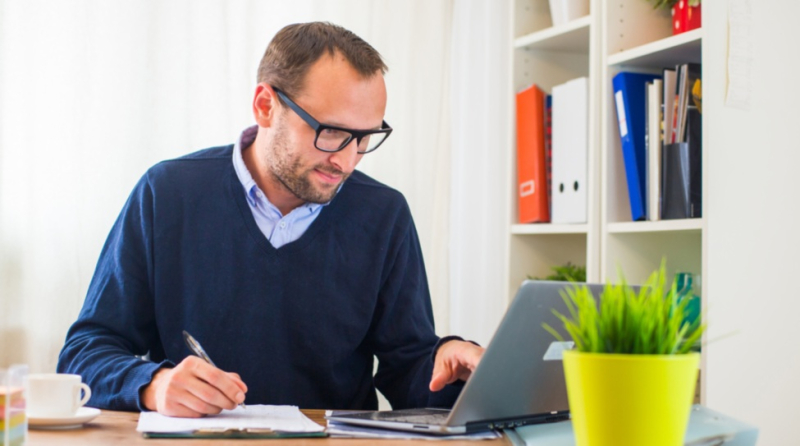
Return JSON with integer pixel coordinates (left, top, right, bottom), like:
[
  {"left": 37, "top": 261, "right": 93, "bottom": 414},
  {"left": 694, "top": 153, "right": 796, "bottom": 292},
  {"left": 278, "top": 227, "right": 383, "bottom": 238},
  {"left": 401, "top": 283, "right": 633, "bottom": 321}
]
[{"left": 563, "top": 350, "right": 699, "bottom": 446}]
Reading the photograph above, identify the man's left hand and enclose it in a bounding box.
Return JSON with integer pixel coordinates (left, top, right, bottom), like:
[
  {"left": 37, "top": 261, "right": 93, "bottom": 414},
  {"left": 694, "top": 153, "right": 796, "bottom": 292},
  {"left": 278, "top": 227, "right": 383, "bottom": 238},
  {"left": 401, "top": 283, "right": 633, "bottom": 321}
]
[{"left": 429, "top": 340, "right": 485, "bottom": 392}]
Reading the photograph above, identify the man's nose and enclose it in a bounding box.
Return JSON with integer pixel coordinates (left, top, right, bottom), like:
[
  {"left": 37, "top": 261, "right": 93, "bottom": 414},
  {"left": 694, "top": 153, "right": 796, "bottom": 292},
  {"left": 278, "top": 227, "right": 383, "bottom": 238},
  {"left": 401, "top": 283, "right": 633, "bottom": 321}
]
[{"left": 328, "top": 138, "right": 361, "bottom": 173}]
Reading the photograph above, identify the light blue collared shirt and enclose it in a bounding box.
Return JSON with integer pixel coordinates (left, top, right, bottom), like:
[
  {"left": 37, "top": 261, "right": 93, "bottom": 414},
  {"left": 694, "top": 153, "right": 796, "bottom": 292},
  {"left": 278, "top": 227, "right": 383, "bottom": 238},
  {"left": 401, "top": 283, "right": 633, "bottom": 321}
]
[{"left": 232, "top": 126, "right": 325, "bottom": 248}]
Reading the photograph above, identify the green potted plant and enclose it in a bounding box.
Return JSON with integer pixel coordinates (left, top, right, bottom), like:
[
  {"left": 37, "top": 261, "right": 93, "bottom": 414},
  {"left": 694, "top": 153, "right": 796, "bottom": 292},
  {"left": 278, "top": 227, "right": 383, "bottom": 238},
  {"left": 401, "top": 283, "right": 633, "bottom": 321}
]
[
  {"left": 529, "top": 262, "right": 586, "bottom": 283},
  {"left": 544, "top": 262, "right": 704, "bottom": 446}
]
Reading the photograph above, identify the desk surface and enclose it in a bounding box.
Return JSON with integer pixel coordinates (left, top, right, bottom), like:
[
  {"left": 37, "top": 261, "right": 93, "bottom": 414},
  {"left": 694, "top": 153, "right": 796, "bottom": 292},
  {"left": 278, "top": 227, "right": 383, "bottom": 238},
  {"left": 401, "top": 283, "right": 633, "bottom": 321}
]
[{"left": 27, "top": 410, "right": 512, "bottom": 445}]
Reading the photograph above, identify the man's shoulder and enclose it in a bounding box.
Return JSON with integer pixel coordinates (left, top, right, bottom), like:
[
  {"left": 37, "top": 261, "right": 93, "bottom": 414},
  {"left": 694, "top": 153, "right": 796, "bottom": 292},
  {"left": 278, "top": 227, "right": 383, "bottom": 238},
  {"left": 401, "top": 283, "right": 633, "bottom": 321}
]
[
  {"left": 344, "top": 170, "right": 405, "bottom": 202},
  {"left": 145, "top": 145, "right": 233, "bottom": 181},
  {"left": 336, "top": 171, "right": 413, "bottom": 228}
]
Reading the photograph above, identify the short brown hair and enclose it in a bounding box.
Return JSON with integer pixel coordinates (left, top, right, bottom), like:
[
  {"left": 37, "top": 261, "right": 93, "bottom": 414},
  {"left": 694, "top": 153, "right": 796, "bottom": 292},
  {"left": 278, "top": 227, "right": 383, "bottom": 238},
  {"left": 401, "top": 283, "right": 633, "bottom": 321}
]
[{"left": 257, "top": 22, "right": 387, "bottom": 97}]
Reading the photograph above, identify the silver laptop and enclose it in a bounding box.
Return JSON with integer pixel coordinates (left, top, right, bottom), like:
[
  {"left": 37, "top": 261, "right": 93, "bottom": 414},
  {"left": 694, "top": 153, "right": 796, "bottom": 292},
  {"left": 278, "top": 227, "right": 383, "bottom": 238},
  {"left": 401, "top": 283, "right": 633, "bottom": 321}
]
[{"left": 327, "top": 280, "right": 606, "bottom": 435}]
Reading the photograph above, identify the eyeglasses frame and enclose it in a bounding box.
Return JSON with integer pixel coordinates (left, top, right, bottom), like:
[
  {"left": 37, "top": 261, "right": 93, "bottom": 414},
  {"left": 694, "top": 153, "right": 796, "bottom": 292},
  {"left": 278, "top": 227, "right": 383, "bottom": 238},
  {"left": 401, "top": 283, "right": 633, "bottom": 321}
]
[{"left": 273, "top": 87, "right": 392, "bottom": 154}]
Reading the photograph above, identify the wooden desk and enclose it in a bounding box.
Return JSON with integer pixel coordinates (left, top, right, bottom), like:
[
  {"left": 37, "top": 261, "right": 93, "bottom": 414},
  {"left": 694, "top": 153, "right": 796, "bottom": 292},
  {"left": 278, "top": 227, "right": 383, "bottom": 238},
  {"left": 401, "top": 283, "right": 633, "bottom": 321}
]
[{"left": 27, "top": 410, "right": 512, "bottom": 445}]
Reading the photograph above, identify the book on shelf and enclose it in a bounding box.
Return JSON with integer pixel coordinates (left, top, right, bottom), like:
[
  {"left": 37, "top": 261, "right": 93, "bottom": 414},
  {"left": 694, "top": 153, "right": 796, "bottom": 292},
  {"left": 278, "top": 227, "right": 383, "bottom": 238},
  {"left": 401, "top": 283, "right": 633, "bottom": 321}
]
[
  {"left": 646, "top": 79, "right": 663, "bottom": 221},
  {"left": 545, "top": 95, "right": 553, "bottom": 218},
  {"left": 661, "top": 62, "right": 702, "bottom": 220},
  {"left": 662, "top": 69, "right": 677, "bottom": 146},
  {"left": 676, "top": 63, "right": 701, "bottom": 143},
  {"left": 515, "top": 83, "right": 550, "bottom": 223},
  {"left": 612, "top": 72, "right": 662, "bottom": 221},
  {"left": 551, "top": 77, "right": 588, "bottom": 224},
  {"left": 686, "top": 106, "right": 702, "bottom": 218}
]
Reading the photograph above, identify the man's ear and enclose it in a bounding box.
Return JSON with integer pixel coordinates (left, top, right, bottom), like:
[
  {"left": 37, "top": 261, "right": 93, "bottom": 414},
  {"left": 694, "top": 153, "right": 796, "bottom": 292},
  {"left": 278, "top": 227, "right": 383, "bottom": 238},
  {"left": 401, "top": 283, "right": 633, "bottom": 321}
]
[{"left": 252, "top": 83, "right": 279, "bottom": 127}]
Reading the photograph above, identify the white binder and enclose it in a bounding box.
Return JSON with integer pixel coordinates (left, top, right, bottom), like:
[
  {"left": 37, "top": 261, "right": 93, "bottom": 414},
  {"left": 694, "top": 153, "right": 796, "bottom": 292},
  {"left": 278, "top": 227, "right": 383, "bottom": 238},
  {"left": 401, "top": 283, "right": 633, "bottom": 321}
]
[
  {"left": 647, "top": 79, "right": 663, "bottom": 221},
  {"left": 551, "top": 77, "right": 588, "bottom": 223}
]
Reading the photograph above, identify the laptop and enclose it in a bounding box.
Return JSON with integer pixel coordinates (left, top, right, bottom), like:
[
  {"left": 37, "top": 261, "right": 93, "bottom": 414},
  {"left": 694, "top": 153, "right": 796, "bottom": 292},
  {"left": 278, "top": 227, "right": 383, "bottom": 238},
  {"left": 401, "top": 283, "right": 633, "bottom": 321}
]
[{"left": 327, "top": 280, "right": 607, "bottom": 435}]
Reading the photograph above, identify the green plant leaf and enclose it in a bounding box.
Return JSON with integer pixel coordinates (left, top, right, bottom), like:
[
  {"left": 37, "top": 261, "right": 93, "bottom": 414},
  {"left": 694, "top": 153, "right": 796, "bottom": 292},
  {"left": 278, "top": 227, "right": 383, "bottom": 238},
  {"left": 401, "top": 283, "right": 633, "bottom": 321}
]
[{"left": 543, "top": 259, "right": 705, "bottom": 355}]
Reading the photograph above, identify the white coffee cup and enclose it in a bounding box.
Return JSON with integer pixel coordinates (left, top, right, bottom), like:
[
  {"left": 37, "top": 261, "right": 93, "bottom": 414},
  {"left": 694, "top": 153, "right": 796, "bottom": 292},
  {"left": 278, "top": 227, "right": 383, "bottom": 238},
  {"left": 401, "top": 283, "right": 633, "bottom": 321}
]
[{"left": 26, "top": 373, "right": 92, "bottom": 418}]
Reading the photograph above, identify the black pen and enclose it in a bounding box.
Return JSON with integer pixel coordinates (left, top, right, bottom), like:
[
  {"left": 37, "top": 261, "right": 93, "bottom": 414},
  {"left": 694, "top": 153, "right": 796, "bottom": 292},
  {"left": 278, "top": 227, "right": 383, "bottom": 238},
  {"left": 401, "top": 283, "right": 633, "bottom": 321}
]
[{"left": 182, "top": 330, "right": 246, "bottom": 409}]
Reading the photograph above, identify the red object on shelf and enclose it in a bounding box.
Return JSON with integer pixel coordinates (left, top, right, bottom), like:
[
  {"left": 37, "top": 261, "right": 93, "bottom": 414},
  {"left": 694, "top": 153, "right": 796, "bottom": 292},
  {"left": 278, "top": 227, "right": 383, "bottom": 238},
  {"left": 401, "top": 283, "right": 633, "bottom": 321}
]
[{"left": 672, "top": 1, "right": 701, "bottom": 35}]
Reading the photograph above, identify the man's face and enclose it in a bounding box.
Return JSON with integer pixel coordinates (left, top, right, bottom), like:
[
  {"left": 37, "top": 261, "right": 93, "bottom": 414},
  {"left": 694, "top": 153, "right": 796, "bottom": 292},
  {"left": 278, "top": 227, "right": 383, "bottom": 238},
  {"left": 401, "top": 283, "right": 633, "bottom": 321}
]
[
  {"left": 263, "top": 53, "right": 387, "bottom": 205},
  {"left": 266, "top": 116, "right": 345, "bottom": 204}
]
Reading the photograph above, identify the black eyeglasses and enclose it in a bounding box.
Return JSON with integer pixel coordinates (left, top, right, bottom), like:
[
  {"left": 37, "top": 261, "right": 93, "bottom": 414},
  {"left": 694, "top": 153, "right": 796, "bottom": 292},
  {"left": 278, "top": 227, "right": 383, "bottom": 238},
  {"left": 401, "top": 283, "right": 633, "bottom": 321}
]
[{"left": 273, "top": 87, "right": 392, "bottom": 154}]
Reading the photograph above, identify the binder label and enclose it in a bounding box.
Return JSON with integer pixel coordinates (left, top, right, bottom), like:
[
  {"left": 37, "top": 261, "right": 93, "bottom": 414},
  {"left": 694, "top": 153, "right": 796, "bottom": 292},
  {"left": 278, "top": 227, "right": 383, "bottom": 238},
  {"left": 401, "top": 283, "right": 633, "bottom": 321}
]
[
  {"left": 520, "top": 179, "right": 535, "bottom": 197},
  {"left": 615, "top": 91, "right": 628, "bottom": 137}
]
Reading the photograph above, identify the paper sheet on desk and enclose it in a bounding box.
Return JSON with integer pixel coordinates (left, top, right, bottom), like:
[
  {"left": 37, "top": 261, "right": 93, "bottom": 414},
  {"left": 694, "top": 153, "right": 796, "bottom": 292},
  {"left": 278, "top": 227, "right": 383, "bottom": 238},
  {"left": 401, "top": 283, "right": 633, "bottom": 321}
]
[
  {"left": 137, "top": 405, "right": 324, "bottom": 433},
  {"left": 325, "top": 411, "right": 501, "bottom": 441}
]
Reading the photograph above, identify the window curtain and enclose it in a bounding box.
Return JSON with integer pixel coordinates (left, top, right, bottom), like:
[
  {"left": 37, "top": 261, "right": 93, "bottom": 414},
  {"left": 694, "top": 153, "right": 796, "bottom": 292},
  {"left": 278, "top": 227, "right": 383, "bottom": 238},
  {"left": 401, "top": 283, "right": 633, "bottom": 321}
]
[
  {"left": 449, "top": 0, "right": 511, "bottom": 346},
  {"left": 0, "top": 1, "right": 457, "bottom": 375}
]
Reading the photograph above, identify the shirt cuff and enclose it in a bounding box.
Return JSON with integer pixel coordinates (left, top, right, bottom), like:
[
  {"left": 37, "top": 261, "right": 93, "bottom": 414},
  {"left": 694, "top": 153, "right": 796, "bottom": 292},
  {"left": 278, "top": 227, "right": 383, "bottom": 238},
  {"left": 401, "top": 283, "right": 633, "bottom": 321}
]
[
  {"left": 430, "top": 335, "right": 480, "bottom": 362},
  {"left": 128, "top": 359, "right": 175, "bottom": 412}
]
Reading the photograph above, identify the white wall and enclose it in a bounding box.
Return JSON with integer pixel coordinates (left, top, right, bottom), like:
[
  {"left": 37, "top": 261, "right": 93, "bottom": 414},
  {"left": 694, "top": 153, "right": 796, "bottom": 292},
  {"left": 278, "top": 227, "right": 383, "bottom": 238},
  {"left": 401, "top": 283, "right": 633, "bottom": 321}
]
[{"left": 705, "top": 1, "right": 800, "bottom": 444}]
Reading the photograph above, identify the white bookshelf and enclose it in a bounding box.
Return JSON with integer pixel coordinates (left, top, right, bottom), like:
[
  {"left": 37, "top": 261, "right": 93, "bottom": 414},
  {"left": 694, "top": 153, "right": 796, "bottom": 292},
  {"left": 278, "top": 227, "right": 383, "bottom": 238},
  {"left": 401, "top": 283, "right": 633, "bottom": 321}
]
[
  {"left": 514, "top": 15, "right": 592, "bottom": 52},
  {"left": 599, "top": 1, "right": 705, "bottom": 287},
  {"left": 508, "top": 0, "right": 601, "bottom": 298},
  {"left": 510, "top": 0, "right": 707, "bottom": 402},
  {"left": 607, "top": 28, "right": 702, "bottom": 67},
  {"left": 599, "top": 0, "right": 707, "bottom": 402},
  {"left": 511, "top": 223, "right": 589, "bottom": 235},
  {"left": 606, "top": 219, "right": 702, "bottom": 234}
]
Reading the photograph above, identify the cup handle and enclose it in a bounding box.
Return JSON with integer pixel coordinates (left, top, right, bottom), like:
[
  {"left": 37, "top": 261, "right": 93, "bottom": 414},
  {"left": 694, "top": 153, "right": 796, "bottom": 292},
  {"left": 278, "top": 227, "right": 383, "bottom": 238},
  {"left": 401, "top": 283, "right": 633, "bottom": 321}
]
[{"left": 76, "top": 383, "right": 92, "bottom": 409}]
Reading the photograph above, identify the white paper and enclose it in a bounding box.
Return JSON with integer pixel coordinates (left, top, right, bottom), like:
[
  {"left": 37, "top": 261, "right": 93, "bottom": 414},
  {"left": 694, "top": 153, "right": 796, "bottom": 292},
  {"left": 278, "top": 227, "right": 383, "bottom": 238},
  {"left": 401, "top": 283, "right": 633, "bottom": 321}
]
[{"left": 137, "top": 405, "right": 324, "bottom": 433}]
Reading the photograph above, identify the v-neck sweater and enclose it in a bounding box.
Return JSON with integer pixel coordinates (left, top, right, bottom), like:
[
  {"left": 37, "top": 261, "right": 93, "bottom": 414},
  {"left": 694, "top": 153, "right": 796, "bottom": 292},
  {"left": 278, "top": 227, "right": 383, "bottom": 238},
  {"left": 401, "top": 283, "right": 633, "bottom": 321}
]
[{"left": 57, "top": 145, "right": 461, "bottom": 411}]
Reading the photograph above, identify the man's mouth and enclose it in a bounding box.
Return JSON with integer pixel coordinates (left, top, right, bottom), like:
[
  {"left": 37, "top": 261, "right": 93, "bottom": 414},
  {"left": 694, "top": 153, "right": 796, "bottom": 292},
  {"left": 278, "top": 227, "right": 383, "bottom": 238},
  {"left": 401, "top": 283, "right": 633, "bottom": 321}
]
[{"left": 314, "top": 168, "right": 344, "bottom": 184}]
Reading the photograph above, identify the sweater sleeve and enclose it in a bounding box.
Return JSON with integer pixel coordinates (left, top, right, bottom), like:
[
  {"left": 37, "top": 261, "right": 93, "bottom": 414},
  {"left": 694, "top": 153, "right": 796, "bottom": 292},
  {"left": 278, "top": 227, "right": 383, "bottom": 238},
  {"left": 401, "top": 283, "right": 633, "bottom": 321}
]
[
  {"left": 57, "top": 173, "right": 172, "bottom": 411},
  {"left": 370, "top": 208, "right": 463, "bottom": 409}
]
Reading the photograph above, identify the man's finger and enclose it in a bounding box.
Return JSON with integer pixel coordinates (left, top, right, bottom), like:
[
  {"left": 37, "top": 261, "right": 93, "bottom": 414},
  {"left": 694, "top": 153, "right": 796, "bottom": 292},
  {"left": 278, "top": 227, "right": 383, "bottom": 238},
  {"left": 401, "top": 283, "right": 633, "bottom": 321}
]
[
  {"left": 226, "top": 372, "right": 248, "bottom": 393},
  {"left": 191, "top": 360, "right": 247, "bottom": 405},
  {"left": 177, "top": 390, "right": 224, "bottom": 416},
  {"left": 429, "top": 371, "right": 447, "bottom": 392},
  {"left": 429, "top": 361, "right": 459, "bottom": 391},
  {"left": 186, "top": 377, "right": 240, "bottom": 411}
]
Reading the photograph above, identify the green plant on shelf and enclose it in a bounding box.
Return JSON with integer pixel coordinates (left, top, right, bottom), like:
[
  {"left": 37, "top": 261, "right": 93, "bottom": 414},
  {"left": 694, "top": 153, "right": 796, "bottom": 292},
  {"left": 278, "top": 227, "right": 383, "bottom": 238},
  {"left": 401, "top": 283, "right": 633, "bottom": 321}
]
[
  {"left": 543, "top": 261, "right": 705, "bottom": 354},
  {"left": 648, "top": 0, "right": 700, "bottom": 10},
  {"left": 529, "top": 262, "right": 586, "bottom": 283}
]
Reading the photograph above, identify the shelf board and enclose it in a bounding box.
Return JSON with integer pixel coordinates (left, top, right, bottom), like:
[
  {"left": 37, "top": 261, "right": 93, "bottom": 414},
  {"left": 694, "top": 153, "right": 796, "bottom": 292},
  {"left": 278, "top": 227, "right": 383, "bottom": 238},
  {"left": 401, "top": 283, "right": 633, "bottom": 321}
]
[
  {"left": 514, "top": 15, "right": 591, "bottom": 53},
  {"left": 607, "top": 29, "right": 702, "bottom": 68},
  {"left": 606, "top": 219, "right": 703, "bottom": 234},
  {"left": 511, "top": 223, "right": 589, "bottom": 235}
]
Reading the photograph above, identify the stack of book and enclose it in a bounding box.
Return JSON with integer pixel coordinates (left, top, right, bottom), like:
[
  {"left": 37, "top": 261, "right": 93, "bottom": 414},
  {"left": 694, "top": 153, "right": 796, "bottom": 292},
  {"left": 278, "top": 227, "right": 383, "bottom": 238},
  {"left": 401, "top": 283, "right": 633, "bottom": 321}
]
[
  {"left": 612, "top": 63, "right": 702, "bottom": 222},
  {"left": 0, "top": 386, "right": 26, "bottom": 446}
]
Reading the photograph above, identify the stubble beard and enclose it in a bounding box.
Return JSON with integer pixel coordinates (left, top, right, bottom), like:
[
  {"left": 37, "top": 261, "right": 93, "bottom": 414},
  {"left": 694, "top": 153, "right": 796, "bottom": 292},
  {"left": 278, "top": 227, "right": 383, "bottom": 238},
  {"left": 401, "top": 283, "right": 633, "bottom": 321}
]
[{"left": 267, "top": 121, "right": 349, "bottom": 205}]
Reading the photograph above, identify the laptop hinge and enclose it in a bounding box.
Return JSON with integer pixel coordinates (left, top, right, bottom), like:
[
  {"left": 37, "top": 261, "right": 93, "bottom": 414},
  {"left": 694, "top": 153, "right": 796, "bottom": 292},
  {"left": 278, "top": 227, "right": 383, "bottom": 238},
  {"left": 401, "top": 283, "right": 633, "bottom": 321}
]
[{"left": 464, "top": 411, "right": 570, "bottom": 432}]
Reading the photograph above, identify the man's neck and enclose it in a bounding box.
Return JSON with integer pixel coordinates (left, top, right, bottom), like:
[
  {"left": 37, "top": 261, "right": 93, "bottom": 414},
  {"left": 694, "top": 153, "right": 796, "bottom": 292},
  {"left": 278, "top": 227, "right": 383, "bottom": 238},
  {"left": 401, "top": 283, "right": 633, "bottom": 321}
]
[{"left": 241, "top": 139, "right": 303, "bottom": 216}]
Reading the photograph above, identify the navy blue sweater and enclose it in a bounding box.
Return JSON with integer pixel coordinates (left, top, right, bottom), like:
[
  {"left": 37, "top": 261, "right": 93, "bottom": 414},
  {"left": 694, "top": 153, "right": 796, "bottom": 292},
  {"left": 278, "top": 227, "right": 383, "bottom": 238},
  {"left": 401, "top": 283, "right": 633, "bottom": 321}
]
[{"left": 57, "top": 145, "right": 461, "bottom": 411}]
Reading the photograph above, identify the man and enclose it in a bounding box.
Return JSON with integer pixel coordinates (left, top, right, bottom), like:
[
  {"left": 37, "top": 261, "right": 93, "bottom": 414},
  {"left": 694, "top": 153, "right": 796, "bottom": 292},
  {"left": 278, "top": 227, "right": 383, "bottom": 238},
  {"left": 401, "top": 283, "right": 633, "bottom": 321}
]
[{"left": 58, "top": 22, "right": 483, "bottom": 418}]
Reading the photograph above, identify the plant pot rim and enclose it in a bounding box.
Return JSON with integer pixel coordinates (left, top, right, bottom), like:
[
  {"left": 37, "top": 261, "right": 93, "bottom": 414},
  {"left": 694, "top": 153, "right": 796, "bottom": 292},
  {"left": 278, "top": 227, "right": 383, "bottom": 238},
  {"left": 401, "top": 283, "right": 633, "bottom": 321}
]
[{"left": 563, "top": 350, "right": 700, "bottom": 361}]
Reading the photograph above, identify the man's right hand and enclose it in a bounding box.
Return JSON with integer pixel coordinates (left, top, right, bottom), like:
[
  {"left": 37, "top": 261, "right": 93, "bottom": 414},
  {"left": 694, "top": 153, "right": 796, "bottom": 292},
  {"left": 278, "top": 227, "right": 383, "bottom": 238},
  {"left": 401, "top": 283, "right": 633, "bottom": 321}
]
[{"left": 140, "top": 356, "right": 248, "bottom": 417}]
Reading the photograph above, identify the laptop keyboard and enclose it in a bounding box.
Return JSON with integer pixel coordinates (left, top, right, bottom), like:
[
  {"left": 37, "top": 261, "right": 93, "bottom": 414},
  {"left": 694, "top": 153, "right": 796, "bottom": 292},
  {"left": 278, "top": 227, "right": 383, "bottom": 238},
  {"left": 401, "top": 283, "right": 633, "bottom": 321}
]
[{"left": 376, "top": 412, "right": 449, "bottom": 425}]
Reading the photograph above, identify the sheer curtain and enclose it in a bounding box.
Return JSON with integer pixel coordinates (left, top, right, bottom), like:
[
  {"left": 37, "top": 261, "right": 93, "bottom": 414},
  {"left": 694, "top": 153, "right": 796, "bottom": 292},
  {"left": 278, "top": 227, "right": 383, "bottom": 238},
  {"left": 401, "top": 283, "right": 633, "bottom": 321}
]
[
  {"left": 0, "top": 1, "right": 455, "bottom": 372},
  {"left": 449, "top": 0, "right": 511, "bottom": 346}
]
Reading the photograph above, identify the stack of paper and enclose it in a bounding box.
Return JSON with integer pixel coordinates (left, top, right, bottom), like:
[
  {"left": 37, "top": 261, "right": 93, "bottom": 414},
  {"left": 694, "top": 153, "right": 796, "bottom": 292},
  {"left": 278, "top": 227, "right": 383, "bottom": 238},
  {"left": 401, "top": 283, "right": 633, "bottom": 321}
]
[{"left": 137, "top": 405, "right": 324, "bottom": 436}]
